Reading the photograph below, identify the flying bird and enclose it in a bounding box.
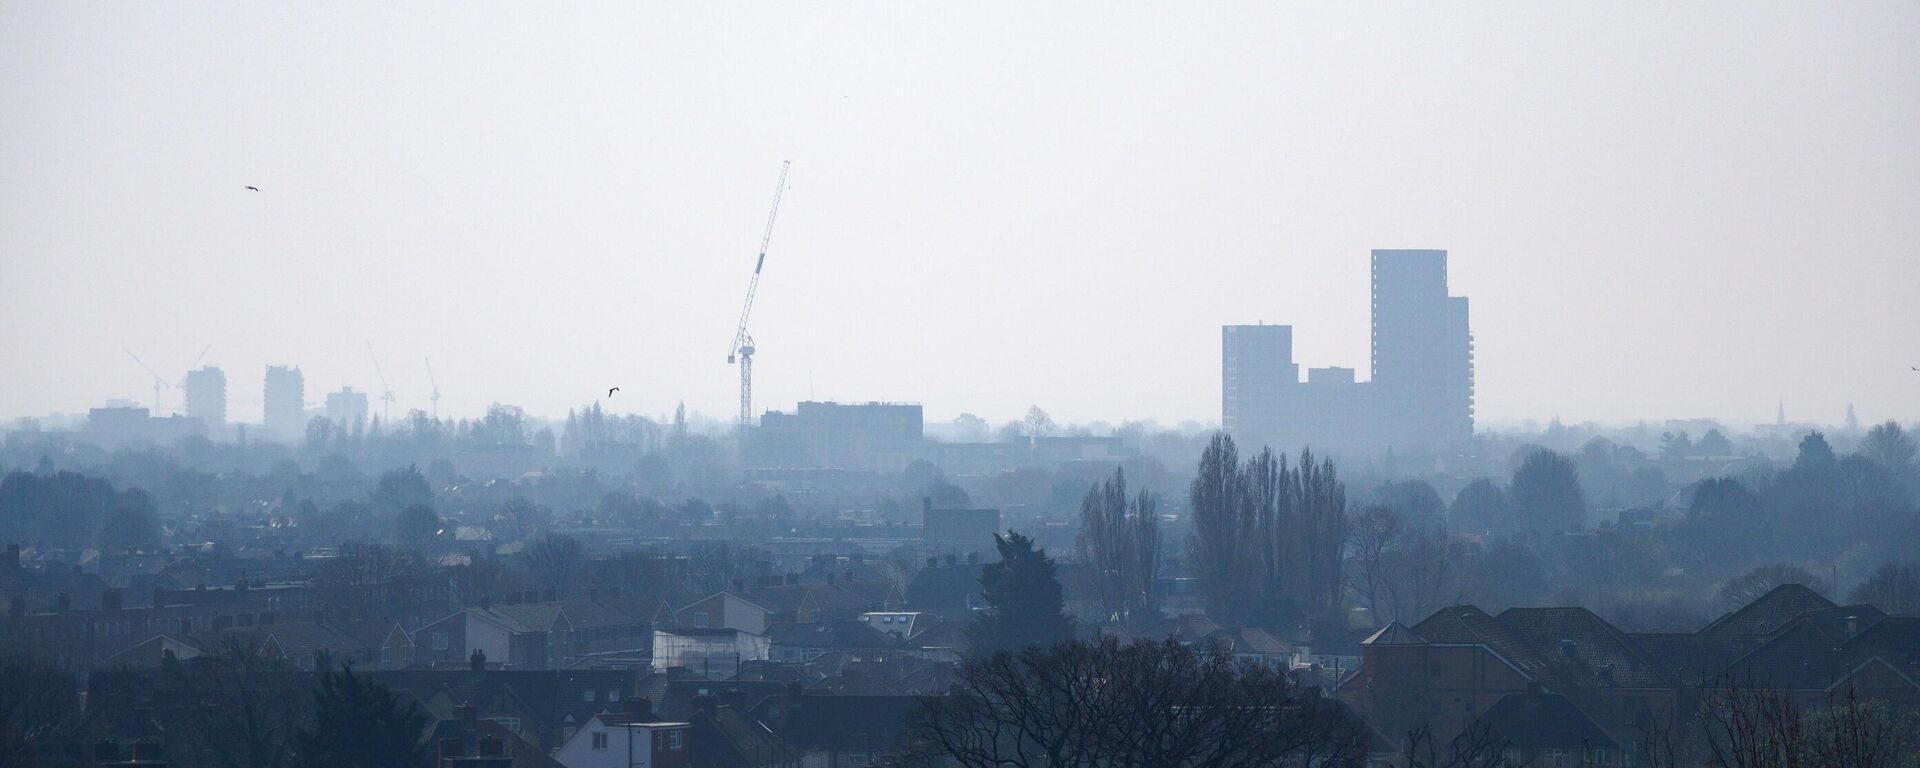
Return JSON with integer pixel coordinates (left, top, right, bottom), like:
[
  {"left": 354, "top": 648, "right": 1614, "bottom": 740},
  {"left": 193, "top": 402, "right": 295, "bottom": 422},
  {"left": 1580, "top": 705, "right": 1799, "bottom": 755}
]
[
  {"left": 245, "top": 186, "right": 260, "bottom": 192},
  {"left": 608, "top": 387, "right": 620, "bottom": 396}
]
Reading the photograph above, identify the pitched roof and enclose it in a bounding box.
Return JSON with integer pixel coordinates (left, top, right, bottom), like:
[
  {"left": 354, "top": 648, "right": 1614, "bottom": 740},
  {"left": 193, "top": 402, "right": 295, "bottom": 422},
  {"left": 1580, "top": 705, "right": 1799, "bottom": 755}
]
[
  {"left": 906, "top": 620, "right": 970, "bottom": 653},
  {"left": 1627, "top": 632, "right": 1758, "bottom": 686},
  {"left": 1362, "top": 622, "right": 1426, "bottom": 646},
  {"left": 1495, "top": 607, "right": 1679, "bottom": 689},
  {"left": 1481, "top": 690, "right": 1621, "bottom": 751},
  {"left": 692, "top": 705, "right": 790, "bottom": 768},
  {"left": 1841, "top": 616, "right": 1920, "bottom": 670},
  {"left": 1701, "top": 584, "right": 1837, "bottom": 637},
  {"left": 1721, "top": 618, "right": 1851, "bottom": 690},
  {"left": 765, "top": 620, "right": 897, "bottom": 650},
  {"left": 428, "top": 713, "right": 564, "bottom": 768},
  {"left": 1413, "top": 606, "right": 1551, "bottom": 682},
  {"left": 263, "top": 621, "right": 375, "bottom": 657},
  {"left": 903, "top": 563, "right": 985, "bottom": 617},
  {"left": 478, "top": 603, "right": 570, "bottom": 634},
  {"left": 1797, "top": 604, "right": 1887, "bottom": 641},
  {"left": 773, "top": 694, "right": 914, "bottom": 751},
  {"left": 556, "top": 598, "right": 649, "bottom": 630}
]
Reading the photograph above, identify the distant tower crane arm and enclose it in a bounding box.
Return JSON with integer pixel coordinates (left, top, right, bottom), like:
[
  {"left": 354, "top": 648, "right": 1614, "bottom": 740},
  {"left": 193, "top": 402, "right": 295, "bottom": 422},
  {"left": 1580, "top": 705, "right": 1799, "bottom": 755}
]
[
  {"left": 727, "top": 160, "right": 791, "bottom": 428},
  {"left": 728, "top": 161, "right": 791, "bottom": 362},
  {"left": 123, "top": 347, "right": 172, "bottom": 411}
]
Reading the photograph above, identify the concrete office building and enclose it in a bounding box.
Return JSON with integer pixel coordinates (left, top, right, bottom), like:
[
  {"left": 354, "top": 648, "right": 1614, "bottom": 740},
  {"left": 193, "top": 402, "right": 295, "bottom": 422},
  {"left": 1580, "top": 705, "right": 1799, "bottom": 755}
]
[
  {"left": 263, "top": 365, "right": 305, "bottom": 439},
  {"left": 182, "top": 366, "right": 227, "bottom": 430},
  {"left": 751, "top": 401, "right": 924, "bottom": 472},
  {"left": 1223, "top": 249, "right": 1474, "bottom": 458}
]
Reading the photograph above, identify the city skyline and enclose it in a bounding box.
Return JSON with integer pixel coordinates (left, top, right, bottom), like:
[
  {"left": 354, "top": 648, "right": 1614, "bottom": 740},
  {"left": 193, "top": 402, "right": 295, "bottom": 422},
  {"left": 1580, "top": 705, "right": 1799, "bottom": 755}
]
[{"left": 3, "top": 4, "right": 1917, "bottom": 429}]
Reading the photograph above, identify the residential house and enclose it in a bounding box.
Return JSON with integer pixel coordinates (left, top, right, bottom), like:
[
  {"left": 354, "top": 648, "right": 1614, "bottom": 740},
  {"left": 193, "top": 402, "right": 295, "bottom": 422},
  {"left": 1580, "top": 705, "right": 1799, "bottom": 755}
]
[{"left": 553, "top": 705, "right": 691, "bottom": 768}]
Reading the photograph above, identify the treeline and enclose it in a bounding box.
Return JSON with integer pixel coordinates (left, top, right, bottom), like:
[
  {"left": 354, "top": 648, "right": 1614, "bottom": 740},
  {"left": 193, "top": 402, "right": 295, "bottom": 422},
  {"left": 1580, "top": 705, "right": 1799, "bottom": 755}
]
[
  {"left": 4, "top": 647, "right": 434, "bottom": 768},
  {"left": 0, "top": 470, "right": 160, "bottom": 551}
]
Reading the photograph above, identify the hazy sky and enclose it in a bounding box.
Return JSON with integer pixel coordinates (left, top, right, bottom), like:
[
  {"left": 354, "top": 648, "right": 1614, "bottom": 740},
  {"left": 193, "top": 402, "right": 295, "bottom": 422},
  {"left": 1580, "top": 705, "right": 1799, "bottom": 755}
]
[{"left": 3, "top": 3, "right": 1917, "bottom": 430}]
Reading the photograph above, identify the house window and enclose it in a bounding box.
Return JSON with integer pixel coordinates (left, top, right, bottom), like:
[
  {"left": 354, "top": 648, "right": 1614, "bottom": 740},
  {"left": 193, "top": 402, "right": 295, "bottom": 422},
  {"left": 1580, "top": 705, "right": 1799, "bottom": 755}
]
[
  {"left": 848, "top": 752, "right": 871, "bottom": 766},
  {"left": 609, "top": 689, "right": 620, "bottom": 702},
  {"left": 433, "top": 632, "right": 449, "bottom": 651},
  {"left": 592, "top": 732, "right": 608, "bottom": 750},
  {"left": 584, "top": 690, "right": 596, "bottom": 702},
  {"left": 691, "top": 611, "right": 709, "bottom": 627},
  {"left": 668, "top": 730, "right": 683, "bottom": 750}
]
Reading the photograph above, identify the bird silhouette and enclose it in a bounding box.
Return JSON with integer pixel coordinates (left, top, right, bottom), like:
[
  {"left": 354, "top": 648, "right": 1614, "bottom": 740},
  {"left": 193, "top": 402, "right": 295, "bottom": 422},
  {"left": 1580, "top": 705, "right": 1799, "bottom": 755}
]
[
  {"left": 608, "top": 387, "right": 620, "bottom": 396},
  {"left": 245, "top": 186, "right": 260, "bottom": 192}
]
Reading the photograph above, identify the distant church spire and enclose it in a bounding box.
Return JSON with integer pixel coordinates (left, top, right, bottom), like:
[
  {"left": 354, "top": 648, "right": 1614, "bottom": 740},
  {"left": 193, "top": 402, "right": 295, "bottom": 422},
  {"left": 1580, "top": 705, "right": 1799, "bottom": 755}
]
[
  {"left": 1845, "top": 402, "right": 1859, "bottom": 432},
  {"left": 1777, "top": 401, "right": 1786, "bottom": 426}
]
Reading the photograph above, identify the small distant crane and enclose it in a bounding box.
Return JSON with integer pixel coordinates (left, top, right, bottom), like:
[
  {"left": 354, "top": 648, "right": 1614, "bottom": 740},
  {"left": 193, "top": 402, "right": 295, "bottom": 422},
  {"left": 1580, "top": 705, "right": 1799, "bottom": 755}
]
[
  {"left": 123, "top": 347, "right": 172, "bottom": 413},
  {"left": 364, "top": 340, "right": 396, "bottom": 425},
  {"left": 424, "top": 357, "right": 441, "bottom": 420},
  {"left": 727, "top": 160, "right": 791, "bottom": 429}
]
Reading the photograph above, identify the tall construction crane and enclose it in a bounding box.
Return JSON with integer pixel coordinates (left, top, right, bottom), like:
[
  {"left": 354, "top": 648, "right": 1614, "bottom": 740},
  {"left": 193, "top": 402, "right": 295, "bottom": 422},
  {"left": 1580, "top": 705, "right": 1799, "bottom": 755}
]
[
  {"left": 123, "top": 347, "right": 171, "bottom": 413},
  {"left": 424, "top": 356, "right": 441, "bottom": 419},
  {"left": 727, "top": 160, "right": 791, "bottom": 429},
  {"left": 364, "top": 340, "right": 396, "bottom": 425}
]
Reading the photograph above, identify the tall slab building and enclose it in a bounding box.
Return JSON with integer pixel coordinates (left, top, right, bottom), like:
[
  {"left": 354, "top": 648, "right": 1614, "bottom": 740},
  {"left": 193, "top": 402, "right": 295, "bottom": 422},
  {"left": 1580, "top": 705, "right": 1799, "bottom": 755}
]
[
  {"left": 264, "top": 365, "right": 305, "bottom": 439},
  {"left": 182, "top": 366, "right": 227, "bottom": 430},
  {"left": 1221, "top": 324, "right": 1296, "bottom": 454},
  {"left": 1370, "top": 249, "right": 1475, "bottom": 448}
]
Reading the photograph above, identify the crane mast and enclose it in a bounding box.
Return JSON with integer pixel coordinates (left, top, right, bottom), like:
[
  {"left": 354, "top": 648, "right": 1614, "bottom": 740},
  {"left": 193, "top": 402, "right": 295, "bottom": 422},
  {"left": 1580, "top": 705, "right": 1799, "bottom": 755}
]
[
  {"left": 364, "top": 340, "right": 396, "bottom": 425},
  {"left": 425, "top": 356, "right": 441, "bottom": 419},
  {"left": 728, "top": 160, "right": 791, "bottom": 428}
]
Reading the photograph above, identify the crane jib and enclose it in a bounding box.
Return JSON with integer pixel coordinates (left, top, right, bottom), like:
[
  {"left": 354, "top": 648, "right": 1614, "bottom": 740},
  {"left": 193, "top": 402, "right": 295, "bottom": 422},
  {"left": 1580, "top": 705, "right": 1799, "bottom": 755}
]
[{"left": 755, "top": 253, "right": 765, "bottom": 273}]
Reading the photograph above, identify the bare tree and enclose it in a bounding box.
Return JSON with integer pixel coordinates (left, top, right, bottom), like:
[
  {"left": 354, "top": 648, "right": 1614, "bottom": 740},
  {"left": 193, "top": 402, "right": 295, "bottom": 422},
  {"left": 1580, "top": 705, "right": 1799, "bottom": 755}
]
[
  {"left": 0, "top": 654, "right": 90, "bottom": 767},
  {"left": 1346, "top": 504, "right": 1403, "bottom": 620},
  {"left": 907, "top": 637, "right": 1367, "bottom": 768},
  {"left": 156, "top": 639, "right": 311, "bottom": 768},
  {"left": 522, "top": 533, "right": 585, "bottom": 596},
  {"left": 1403, "top": 718, "right": 1522, "bottom": 768},
  {"left": 1074, "top": 468, "right": 1161, "bottom": 624},
  {"left": 316, "top": 543, "right": 426, "bottom": 621}
]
